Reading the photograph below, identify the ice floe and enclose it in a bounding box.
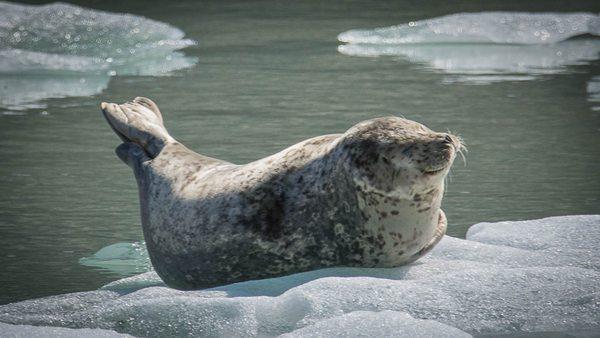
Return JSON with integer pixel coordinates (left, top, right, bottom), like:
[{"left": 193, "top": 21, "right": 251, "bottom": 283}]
[
  {"left": 338, "top": 12, "right": 600, "bottom": 45},
  {"left": 0, "top": 215, "right": 598, "bottom": 337},
  {"left": 338, "top": 13, "right": 600, "bottom": 84},
  {"left": 0, "top": 322, "right": 133, "bottom": 338},
  {"left": 79, "top": 242, "right": 151, "bottom": 276},
  {"left": 0, "top": 2, "right": 197, "bottom": 110}
]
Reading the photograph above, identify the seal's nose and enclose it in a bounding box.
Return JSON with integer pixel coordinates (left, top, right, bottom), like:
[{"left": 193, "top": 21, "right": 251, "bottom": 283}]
[{"left": 443, "top": 134, "right": 453, "bottom": 144}]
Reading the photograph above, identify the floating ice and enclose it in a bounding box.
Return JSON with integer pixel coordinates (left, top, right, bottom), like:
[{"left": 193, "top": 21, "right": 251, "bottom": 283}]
[
  {"left": 337, "top": 13, "right": 600, "bottom": 84},
  {"left": 79, "top": 242, "right": 151, "bottom": 276},
  {"left": 1, "top": 215, "right": 599, "bottom": 337},
  {"left": 0, "top": 2, "right": 197, "bottom": 110},
  {"left": 338, "top": 12, "right": 600, "bottom": 45}
]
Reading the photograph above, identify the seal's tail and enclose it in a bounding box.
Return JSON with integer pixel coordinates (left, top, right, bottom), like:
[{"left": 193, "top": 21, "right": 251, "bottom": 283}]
[{"left": 101, "top": 97, "right": 173, "bottom": 159}]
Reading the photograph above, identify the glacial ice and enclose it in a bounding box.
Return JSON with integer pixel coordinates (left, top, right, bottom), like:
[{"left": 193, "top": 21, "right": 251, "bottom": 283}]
[
  {"left": 338, "top": 12, "right": 600, "bottom": 45},
  {"left": 337, "top": 12, "right": 600, "bottom": 84},
  {"left": 279, "top": 311, "right": 471, "bottom": 337},
  {"left": 0, "top": 322, "right": 133, "bottom": 337},
  {"left": 1, "top": 215, "right": 599, "bottom": 337},
  {"left": 79, "top": 242, "right": 151, "bottom": 276},
  {"left": 0, "top": 2, "right": 197, "bottom": 110}
]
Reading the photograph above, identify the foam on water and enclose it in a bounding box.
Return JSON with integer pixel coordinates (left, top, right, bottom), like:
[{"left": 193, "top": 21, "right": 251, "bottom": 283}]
[
  {"left": 1, "top": 215, "right": 598, "bottom": 337},
  {"left": 337, "top": 12, "right": 600, "bottom": 84},
  {"left": 0, "top": 2, "right": 197, "bottom": 110}
]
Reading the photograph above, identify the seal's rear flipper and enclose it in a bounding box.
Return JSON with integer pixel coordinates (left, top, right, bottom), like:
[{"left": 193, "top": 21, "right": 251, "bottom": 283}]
[
  {"left": 132, "top": 96, "right": 163, "bottom": 124},
  {"left": 101, "top": 97, "right": 173, "bottom": 158}
]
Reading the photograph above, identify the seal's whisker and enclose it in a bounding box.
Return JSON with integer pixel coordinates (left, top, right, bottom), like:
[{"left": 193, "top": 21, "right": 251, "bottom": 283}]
[
  {"left": 458, "top": 149, "right": 467, "bottom": 167},
  {"left": 443, "top": 174, "right": 450, "bottom": 196},
  {"left": 448, "top": 131, "right": 467, "bottom": 167}
]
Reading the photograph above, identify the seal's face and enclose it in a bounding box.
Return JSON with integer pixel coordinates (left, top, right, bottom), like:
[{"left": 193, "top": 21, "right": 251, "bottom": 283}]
[{"left": 341, "top": 117, "right": 462, "bottom": 199}]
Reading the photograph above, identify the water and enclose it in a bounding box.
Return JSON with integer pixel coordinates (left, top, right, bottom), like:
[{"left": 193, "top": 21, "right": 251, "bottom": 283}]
[{"left": 0, "top": 0, "right": 599, "bottom": 306}]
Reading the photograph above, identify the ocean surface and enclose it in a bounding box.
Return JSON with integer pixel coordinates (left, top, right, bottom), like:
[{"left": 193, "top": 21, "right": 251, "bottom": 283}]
[{"left": 0, "top": 0, "right": 599, "bottom": 309}]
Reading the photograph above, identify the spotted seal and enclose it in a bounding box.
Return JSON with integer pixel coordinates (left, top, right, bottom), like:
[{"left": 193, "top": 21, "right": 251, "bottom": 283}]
[{"left": 101, "top": 97, "right": 462, "bottom": 289}]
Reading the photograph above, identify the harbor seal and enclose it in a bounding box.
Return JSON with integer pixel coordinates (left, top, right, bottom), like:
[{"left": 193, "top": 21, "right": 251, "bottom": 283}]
[{"left": 101, "top": 97, "right": 462, "bottom": 289}]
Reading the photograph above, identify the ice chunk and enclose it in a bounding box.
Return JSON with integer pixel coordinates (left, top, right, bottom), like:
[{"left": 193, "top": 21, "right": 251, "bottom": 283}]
[
  {"left": 338, "top": 12, "right": 600, "bottom": 45},
  {"left": 0, "top": 2, "right": 197, "bottom": 110},
  {"left": 79, "top": 242, "right": 151, "bottom": 276},
  {"left": 1, "top": 215, "right": 599, "bottom": 337},
  {"left": 280, "top": 310, "right": 472, "bottom": 337},
  {"left": 0, "top": 322, "right": 132, "bottom": 337},
  {"left": 337, "top": 12, "right": 600, "bottom": 84},
  {"left": 100, "top": 271, "right": 164, "bottom": 293},
  {"left": 0, "top": 2, "right": 194, "bottom": 60}
]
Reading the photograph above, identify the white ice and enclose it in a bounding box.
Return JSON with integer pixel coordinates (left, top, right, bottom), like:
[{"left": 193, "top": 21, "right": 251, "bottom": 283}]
[
  {"left": 0, "top": 322, "right": 133, "bottom": 338},
  {"left": 0, "top": 2, "right": 197, "bottom": 110},
  {"left": 1, "top": 215, "right": 598, "bottom": 337},
  {"left": 79, "top": 242, "right": 151, "bottom": 276},
  {"left": 337, "top": 13, "right": 600, "bottom": 84},
  {"left": 338, "top": 12, "right": 600, "bottom": 45}
]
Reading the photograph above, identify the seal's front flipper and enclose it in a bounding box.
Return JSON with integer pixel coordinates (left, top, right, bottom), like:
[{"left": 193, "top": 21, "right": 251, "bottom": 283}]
[
  {"left": 101, "top": 98, "right": 173, "bottom": 158},
  {"left": 404, "top": 210, "right": 447, "bottom": 265}
]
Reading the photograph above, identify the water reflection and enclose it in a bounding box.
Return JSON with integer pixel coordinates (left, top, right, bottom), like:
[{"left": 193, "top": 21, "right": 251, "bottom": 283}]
[{"left": 588, "top": 75, "right": 600, "bottom": 110}]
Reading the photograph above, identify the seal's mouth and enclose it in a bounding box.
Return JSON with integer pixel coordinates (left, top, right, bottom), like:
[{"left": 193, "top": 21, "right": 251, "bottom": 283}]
[{"left": 422, "top": 166, "right": 446, "bottom": 176}]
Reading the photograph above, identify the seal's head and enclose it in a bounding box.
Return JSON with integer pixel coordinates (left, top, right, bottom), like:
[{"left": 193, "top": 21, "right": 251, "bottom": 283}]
[{"left": 339, "top": 116, "right": 462, "bottom": 199}]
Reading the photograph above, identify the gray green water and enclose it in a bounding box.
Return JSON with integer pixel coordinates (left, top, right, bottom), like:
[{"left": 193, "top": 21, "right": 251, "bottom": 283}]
[{"left": 0, "top": 0, "right": 599, "bottom": 305}]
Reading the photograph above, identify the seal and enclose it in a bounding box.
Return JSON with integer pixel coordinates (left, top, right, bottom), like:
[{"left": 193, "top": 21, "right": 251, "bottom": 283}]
[{"left": 101, "top": 97, "right": 463, "bottom": 289}]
